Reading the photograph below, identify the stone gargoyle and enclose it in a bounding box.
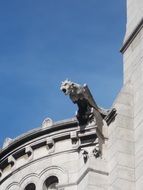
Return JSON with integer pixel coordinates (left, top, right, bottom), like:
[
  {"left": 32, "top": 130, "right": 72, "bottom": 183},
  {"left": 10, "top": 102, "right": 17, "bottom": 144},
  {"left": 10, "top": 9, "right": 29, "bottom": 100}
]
[{"left": 60, "top": 79, "right": 116, "bottom": 126}]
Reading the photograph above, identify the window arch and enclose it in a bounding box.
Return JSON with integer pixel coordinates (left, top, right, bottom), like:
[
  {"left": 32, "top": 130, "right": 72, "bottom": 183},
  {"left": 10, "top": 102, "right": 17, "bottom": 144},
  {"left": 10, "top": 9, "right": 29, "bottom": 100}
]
[
  {"left": 43, "top": 176, "right": 59, "bottom": 190},
  {"left": 24, "top": 183, "right": 36, "bottom": 190}
]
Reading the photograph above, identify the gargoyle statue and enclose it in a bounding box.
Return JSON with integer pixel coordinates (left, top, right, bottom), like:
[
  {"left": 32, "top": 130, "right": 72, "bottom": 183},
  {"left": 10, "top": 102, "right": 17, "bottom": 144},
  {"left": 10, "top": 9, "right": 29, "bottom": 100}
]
[{"left": 60, "top": 79, "right": 116, "bottom": 126}]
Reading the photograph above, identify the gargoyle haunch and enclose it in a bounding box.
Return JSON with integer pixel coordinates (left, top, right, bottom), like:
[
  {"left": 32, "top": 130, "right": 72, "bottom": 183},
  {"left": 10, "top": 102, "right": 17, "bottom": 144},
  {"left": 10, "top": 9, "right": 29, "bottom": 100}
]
[{"left": 60, "top": 79, "right": 116, "bottom": 126}]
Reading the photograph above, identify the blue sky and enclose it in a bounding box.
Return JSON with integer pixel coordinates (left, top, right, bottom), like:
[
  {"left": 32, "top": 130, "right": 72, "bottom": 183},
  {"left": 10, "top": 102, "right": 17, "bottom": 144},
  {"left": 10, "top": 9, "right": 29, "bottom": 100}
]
[{"left": 0, "top": 0, "right": 126, "bottom": 147}]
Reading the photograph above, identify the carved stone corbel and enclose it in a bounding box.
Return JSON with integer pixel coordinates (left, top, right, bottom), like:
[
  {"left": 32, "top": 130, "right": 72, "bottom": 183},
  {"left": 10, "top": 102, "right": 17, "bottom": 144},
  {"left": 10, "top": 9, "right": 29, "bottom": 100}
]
[
  {"left": 46, "top": 137, "right": 55, "bottom": 153},
  {"left": 25, "top": 146, "right": 34, "bottom": 161},
  {"left": 70, "top": 131, "right": 79, "bottom": 148},
  {"left": 8, "top": 155, "right": 15, "bottom": 168}
]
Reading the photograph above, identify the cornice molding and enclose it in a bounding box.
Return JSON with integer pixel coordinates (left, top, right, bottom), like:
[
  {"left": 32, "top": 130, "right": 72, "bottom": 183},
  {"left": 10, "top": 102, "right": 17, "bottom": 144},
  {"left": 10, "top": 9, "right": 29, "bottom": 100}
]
[
  {"left": 120, "top": 18, "right": 143, "bottom": 53},
  {"left": 0, "top": 118, "right": 78, "bottom": 160}
]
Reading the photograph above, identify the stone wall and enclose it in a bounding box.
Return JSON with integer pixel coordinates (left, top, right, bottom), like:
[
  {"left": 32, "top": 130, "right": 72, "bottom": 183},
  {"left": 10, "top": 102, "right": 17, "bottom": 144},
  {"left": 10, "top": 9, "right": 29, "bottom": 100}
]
[{"left": 0, "top": 119, "right": 109, "bottom": 190}]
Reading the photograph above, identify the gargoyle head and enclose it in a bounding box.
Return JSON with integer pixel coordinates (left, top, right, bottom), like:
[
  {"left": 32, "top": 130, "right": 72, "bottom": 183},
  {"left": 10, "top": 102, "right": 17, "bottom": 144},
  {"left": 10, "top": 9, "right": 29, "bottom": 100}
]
[
  {"left": 60, "top": 79, "right": 74, "bottom": 95},
  {"left": 60, "top": 80, "right": 83, "bottom": 102}
]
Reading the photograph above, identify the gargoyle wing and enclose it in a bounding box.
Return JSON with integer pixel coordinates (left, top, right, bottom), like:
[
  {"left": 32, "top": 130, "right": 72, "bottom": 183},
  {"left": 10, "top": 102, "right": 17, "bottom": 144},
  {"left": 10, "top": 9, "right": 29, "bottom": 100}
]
[
  {"left": 83, "top": 84, "right": 108, "bottom": 116},
  {"left": 83, "top": 84, "right": 116, "bottom": 125},
  {"left": 83, "top": 84, "right": 104, "bottom": 129}
]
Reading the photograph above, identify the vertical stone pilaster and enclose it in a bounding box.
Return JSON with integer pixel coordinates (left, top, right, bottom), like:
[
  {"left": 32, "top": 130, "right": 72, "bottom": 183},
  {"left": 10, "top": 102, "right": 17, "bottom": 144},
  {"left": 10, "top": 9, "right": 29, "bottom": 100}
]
[
  {"left": 124, "top": 0, "right": 143, "bottom": 41},
  {"left": 121, "top": 1, "right": 143, "bottom": 189},
  {"left": 109, "top": 82, "right": 135, "bottom": 190}
]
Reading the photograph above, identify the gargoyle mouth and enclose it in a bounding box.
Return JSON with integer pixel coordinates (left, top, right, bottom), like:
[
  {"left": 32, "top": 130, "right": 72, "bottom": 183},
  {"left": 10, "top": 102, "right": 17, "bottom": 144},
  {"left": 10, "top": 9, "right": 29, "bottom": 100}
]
[
  {"left": 62, "top": 88, "right": 66, "bottom": 93},
  {"left": 61, "top": 88, "right": 69, "bottom": 95}
]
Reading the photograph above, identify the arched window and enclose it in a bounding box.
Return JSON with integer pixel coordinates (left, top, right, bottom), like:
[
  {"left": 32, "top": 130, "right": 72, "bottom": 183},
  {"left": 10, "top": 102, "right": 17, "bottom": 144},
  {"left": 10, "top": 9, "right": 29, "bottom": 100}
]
[
  {"left": 43, "top": 176, "right": 59, "bottom": 190},
  {"left": 24, "top": 183, "right": 36, "bottom": 190}
]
